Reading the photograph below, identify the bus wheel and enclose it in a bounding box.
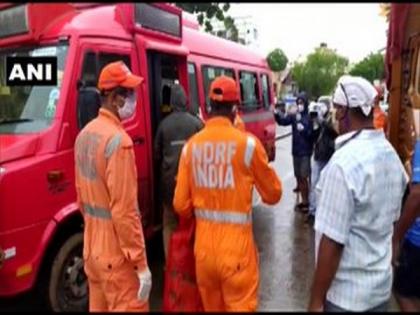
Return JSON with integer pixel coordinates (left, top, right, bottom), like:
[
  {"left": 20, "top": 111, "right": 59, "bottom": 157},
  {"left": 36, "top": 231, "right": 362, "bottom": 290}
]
[{"left": 48, "top": 232, "right": 88, "bottom": 312}]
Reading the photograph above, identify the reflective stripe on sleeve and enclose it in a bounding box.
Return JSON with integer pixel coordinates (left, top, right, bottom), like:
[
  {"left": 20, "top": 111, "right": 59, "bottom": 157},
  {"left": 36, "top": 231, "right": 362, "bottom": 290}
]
[
  {"left": 104, "top": 133, "right": 122, "bottom": 159},
  {"left": 83, "top": 204, "right": 112, "bottom": 220},
  {"left": 182, "top": 142, "right": 189, "bottom": 158},
  {"left": 244, "top": 136, "right": 256, "bottom": 167},
  {"left": 171, "top": 140, "right": 187, "bottom": 146}
]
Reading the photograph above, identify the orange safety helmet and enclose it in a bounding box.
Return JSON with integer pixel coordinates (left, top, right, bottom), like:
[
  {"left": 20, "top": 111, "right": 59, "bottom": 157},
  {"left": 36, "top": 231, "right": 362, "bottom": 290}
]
[
  {"left": 208, "top": 76, "right": 239, "bottom": 103},
  {"left": 98, "top": 61, "right": 143, "bottom": 91}
]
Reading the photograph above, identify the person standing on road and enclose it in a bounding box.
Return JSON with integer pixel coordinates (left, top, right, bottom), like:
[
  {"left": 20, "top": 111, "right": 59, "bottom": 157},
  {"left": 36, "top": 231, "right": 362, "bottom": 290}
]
[
  {"left": 392, "top": 107, "right": 420, "bottom": 312},
  {"left": 308, "top": 75, "right": 408, "bottom": 312},
  {"left": 373, "top": 86, "right": 388, "bottom": 133},
  {"left": 307, "top": 101, "right": 337, "bottom": 225},
  {"left": 75, "top": 61, "right": 151, "bottom": 312},
  {"left": 154, "top": 83, "right": 203, "bottom": 259},
  {"left": 274, "top": 92, "right": 313, "bottom": 212},
  {"left": 173, "top": 75, "right": 282, "bottom": 311}
]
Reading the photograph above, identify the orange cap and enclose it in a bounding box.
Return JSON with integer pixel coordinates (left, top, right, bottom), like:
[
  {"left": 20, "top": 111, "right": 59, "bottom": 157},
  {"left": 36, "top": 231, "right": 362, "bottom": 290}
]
[
  {"left": 209, "top": 76, "right": 239, "bottom": 103},
  {"left": 98, "top": 61, "right": 143, "bottom": 91}
]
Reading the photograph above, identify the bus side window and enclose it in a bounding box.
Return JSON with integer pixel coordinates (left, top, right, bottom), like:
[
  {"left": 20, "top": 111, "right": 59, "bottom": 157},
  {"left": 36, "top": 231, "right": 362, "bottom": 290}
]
[
  {"left": 78, "top": 52, "right": 132, "bottom": 129},
  {"left": 202, "top": 65, "right": 235, "bottom": 111},
  {"left": 98, "top": 53, "right": 131, "bottom": 72},
  {"left": 240, "top": 71, "right": 259, "bottom": 110},
  {"left": 80, "top": 51, "right": 97, "bottom": 87},
  {"left": 188, "top": 62, "right": 199, "bottom": 115},
  {"left": 261, "top": 73, "right": 271, "bottom": 108},
  {"left": 78, "top": 51, "right": 99, "bottom": 129}
]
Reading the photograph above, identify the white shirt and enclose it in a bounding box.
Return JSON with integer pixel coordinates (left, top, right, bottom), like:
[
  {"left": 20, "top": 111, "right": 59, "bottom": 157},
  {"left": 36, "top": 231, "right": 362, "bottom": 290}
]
[{"left": 314, "top": 129, "right": 408, "bottom": 311}]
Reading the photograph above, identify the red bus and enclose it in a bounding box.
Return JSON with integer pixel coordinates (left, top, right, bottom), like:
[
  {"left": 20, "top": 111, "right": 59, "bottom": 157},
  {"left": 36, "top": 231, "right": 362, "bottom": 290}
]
[{"left": 0, "top": 3, "right": 276, "bottom": 311}]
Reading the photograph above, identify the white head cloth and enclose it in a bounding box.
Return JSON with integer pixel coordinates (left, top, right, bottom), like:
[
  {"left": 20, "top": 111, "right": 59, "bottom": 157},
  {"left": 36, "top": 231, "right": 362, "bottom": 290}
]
[{"left": 332, "top": 75, "right": 378, "bottom": 116}]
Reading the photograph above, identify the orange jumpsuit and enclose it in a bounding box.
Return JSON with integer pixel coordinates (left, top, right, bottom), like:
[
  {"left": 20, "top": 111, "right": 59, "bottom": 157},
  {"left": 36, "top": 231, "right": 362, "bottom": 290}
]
[
  {"left": 173, "top": 116, "right": 282, "bottom": 311},
  {"left": 75, "top": 108, "right": 149, "bottom": 312},
  {"left": 373, "top": 105, "right": 388, "bottom": 132}
]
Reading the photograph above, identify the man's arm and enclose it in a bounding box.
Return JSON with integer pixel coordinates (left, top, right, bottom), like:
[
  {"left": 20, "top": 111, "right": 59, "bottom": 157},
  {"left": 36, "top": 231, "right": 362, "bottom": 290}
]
[
  {"left": 173, "top": 143, "right": 194, "bottom": 217},
  {"left": 105, "top": 135, "right": 148, "bottom": 272},
  {"left": 274, "top": 111, "right": 293, "bottom": 126},
  {"left": 393, "top": 145, "right": 420, "bottom": 265},
  {"left": 154, "top": 124, "right": 164, "bottom": 170},
  {"left": 249, "top": 136, "right": 282, "bottom": 205},
  {"left": 300, "top": 116, "right": 314, "bottom": 140},
  {"left": 309, "top": 235, "right": 344, "bottom": 311},
  {"left": 309, "top": 162, "right": 353, "bottom": 311},
  {"left": 393, "top": 184, "right": 420, "bottom": 258}
]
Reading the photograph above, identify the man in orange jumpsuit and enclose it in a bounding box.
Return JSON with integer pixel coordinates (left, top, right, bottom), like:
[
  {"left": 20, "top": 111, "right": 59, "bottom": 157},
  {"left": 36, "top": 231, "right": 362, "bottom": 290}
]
[
  {"left": 173, "top": 76, "right": 282, "bottom": 311},
  {"left": 373, "top": 86, "right": 388, "bottom": 132},
  {"left": 75, "top": 61, "right": 151, "bottom": 312}
]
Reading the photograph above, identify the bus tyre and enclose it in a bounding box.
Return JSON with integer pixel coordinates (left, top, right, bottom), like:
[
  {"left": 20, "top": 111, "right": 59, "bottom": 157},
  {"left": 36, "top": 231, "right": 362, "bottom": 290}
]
[{"left": 47, "top": 232, "right": 88, "bottom": 312}]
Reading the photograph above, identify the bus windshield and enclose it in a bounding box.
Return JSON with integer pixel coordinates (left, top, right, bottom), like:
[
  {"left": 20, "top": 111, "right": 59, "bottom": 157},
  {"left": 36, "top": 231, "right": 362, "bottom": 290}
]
[{"left": 0, "top": 43, "right": 68, "bottom": 134}]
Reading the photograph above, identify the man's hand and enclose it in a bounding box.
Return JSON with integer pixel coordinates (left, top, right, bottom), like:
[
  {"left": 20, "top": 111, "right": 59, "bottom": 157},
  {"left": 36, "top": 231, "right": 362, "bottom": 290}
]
[
  {"left": 308, "top": 300, "right": 324, "bottom": 312},
  {"left": 137, "top": 267, "right": 152, "bottom": 302},
  {"left": 297, "top": 123, "right": 305, "bottom": 131},
  {"left": 392, "top": 238, "right": 401, "bottom": 268}
]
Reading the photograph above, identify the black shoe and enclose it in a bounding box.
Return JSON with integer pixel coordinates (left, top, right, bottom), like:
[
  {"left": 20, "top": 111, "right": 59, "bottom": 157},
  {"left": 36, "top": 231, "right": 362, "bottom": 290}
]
[
  {"left": 296, "top": 203, "right": 309, "bottom": 213},
  {"left": 293, "top": 187, "right": 300, "bottom": 193},
  {"left": 305, "top": 213, "right": 315, "bottom": 225}
]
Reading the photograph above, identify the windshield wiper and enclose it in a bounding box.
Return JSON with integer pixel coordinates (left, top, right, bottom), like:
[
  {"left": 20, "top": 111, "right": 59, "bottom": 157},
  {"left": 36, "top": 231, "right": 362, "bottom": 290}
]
[{"left": 0, "top": 118, "right": 34, "bottom": 125}]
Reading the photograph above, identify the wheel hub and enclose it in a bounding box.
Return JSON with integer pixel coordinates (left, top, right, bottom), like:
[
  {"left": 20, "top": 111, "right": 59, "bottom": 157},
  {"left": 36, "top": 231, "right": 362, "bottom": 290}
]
[{"left": 65, "top": 256, "right": 87, "bottom": 298}]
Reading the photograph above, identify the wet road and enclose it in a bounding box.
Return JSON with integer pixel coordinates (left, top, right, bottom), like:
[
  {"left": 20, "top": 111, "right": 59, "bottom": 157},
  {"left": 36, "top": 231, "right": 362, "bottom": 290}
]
[
  {"left": 253, "top": 126, "right": 315, "bottom": 311},
  {"left": 0, "top": 126, "right": 398, "bottom": 311}
]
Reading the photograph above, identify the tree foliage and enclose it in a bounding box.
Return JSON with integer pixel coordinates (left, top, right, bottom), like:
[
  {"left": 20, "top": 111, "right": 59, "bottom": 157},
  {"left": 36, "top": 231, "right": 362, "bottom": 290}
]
[
  {"left": 267, "top": 48, "right": 288, "bottom": 72},
  {"left": 291, "top": 46, "right": 349, "bottom": 100},
  {"left": 175, "top": 3, "right": 239, "bottom": 42},
  {"left": 349, "top": 52, "right": 385, "bottom": 83}
]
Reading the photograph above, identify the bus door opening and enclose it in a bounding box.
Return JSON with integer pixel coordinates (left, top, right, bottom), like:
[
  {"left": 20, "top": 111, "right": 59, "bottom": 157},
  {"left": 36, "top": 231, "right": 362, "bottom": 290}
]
[{"left": 147, "top": 50, "right": 184, "bottom": 228}]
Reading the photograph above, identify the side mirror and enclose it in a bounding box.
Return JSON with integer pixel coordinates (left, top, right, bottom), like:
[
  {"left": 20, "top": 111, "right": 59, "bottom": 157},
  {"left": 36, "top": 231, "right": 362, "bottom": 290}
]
[{"left": 77, "top": 86, "right": 101, "bottom": 129}]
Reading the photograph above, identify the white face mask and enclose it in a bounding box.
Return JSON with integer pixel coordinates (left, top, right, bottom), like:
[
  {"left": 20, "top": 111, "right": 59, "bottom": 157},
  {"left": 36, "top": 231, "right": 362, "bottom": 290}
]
[
  {"left": 298, "top": 104, "right": 305, "bottom": 112},
  {"left": 118, "top": 92, "right": 137, "bottom": 120}
]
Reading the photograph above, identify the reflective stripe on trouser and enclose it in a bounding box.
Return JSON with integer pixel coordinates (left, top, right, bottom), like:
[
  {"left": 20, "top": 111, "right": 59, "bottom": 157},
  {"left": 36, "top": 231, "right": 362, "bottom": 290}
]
[
  {"left": 83, "top": 204, "right": 112, "bottom": 220},
  {"left": 195, "top": 209, "right": 252, "bottom": 224}
]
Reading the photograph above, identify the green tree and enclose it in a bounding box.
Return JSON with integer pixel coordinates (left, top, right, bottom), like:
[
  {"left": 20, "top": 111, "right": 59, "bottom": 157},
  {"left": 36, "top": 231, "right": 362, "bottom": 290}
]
[
  {"left": 291, "top": 45, "right": 349, "bottom": 100},
  {"left": 349, "top": 52, "right": 385, "bottom": 83},
  {"left": 175, "top": 3, "right": 239, "bottom": 42},
  {"left": 267, "top": 48, "right": 288, "bottom": 72}
]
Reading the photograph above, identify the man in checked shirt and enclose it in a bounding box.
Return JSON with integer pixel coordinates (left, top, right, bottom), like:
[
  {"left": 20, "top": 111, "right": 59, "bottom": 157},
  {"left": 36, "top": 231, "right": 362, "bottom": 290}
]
[{"left": 308, "top": 75, "right": 408, "bottom": 312}]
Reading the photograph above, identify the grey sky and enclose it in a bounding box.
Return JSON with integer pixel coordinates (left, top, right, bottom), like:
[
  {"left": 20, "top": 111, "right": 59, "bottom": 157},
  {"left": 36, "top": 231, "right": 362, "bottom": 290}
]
[{"left": 229, "top": 3, "right": 388, "bottom": 64}]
